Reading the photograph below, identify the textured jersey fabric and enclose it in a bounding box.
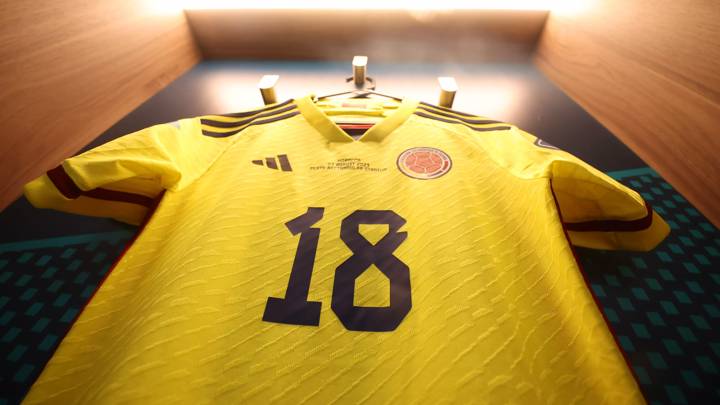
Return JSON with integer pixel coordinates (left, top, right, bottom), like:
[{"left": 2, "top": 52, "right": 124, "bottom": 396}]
[{"left": 23, "top": 94, "right": 669, "bottom": 404}]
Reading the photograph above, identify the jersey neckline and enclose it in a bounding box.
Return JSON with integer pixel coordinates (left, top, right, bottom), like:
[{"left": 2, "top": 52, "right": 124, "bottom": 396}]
[{"left": 294, "top": 93, "right": 419, "bottom": 143}]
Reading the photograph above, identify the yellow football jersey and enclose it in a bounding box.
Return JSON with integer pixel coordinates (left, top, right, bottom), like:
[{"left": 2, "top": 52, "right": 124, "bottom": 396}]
[{"left": 23, "top": 94, "right": 669, "bottom": 404}]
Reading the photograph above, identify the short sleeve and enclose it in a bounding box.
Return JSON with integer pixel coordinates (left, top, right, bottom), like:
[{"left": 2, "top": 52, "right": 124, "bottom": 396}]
[
  {"left": 488, "top": 126, "right": 670, "bottom": 252},
  {"left": 24, "top": 119, "right": 227, "bottom": 225},
  {"left": 548, "top": 155, "right": 669, "bottom": 252}
]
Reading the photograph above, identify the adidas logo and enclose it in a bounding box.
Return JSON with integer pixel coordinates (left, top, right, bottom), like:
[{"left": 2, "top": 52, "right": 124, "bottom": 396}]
[{"left": 252, "top": 154, "right": 293, "bottom": 171}]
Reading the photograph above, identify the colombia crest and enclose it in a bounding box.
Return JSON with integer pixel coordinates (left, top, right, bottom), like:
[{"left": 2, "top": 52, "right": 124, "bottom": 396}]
[{"left": 397, "top": 147, "right": 452, "bottom": 180}]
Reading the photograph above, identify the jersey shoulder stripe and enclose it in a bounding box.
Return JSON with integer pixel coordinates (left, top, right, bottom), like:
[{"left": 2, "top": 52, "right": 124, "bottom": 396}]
[
  {"left": 216, "top": 99, "right": 294, "bottom": 118},
  {"left": 413, "top": 110, "right": 512, "bottom": 133},
  {"left": 418, "top": 101, "right": 477, "bottom": 117},
  {"left": 200, "top": 104, "right": 298, "bottom": 128},
  {"left": 200, "top": 103, "right": 300, "bottom": 138},
  {"left": 417, "top": 104, "right": 504, "bottom": 125}
]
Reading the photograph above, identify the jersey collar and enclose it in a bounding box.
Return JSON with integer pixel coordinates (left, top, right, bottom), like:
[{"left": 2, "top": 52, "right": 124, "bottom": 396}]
[{"left": 294, "top": 93, "right": 419, "bottom": 143}]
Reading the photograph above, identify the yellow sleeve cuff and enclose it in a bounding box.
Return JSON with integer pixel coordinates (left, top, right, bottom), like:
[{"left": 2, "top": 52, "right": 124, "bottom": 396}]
[
  {"left": 23, "top": 173, "right": 147, "bottom": 226},
  {"left": 567, "top": 211, "right": 670, "bottom": 252}
]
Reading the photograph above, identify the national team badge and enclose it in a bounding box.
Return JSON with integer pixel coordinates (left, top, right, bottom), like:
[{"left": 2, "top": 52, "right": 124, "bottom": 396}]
[{"left": 396, "top": 147, "right": 452, "bottom": 180}]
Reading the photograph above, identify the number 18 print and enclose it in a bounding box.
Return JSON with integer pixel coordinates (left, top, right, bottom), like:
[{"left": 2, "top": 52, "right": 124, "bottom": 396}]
[{"left": 262, "top": 207, "right": 411, "bottom": 332}]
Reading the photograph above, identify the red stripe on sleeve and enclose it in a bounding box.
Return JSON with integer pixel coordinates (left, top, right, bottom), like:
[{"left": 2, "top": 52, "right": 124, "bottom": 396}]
[
  {"left": 564, "top": 201, "right": 654, "bottom": 233},
  {"left": 46, "top": 165, "right": 156, "bottom": 208}
]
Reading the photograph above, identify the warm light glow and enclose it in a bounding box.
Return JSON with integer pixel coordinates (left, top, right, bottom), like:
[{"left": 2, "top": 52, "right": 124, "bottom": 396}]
[
  {"left": 148, "top": 0, "right": 595, "bottom": 17},
  {"left": 462, "top": 79, "right": 524, "bottom": 120},
  {"left": 148, "top": 0, "right": 592, "bottom": 12},
  {"left": 180, "top": 0, "right": 553, "bottom": 10}
]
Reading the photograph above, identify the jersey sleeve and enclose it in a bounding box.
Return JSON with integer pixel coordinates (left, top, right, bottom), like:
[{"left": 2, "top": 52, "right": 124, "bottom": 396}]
[
  {"left": 23, "top": 119, "right": 227, "bottom": 225},
  {"left": 490, "top": 126, "right": 670, "bottom": 251}
]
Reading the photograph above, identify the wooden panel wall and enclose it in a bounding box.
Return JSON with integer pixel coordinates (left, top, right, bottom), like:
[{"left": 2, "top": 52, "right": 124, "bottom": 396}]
[
  {"left": 535, "top": 0, "right": 720, "bottom": 226},
  {"left": 186, "top": 9, "right": 547, "bottom": 62},
  {"left": 0, "top": 0, "right": 200, "bottom": 211}
]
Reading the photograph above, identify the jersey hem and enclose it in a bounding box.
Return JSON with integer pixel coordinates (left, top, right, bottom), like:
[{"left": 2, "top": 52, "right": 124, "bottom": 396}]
[
  {"left": 20, "top": 193, "right": 164, "bottom": 403},
  {"left": 549, "top": 180, "right": 648, "bottom": 404}
]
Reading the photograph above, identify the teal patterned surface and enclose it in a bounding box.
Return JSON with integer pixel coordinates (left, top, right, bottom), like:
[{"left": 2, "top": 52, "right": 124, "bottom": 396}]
[
  {"left": 0, "top": 167, "right": 718, "bottom": 404},
  {"left": 578, "top": 167, "right": 720, "bottom": 404},
  {"left": 0, "top": 231, "right": 132, "bottom": 404}
]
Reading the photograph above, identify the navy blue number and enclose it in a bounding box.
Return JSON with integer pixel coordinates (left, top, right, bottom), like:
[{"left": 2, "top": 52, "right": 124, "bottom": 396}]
[
  {"left": 263, "top": 208, "right": 410, "bottom": 331},
  {"left": 262, "top": 207, "right": 324, "bottom": 326},
  {"left": 332, "top": 210, "right": 411, "bottom": 332}
]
